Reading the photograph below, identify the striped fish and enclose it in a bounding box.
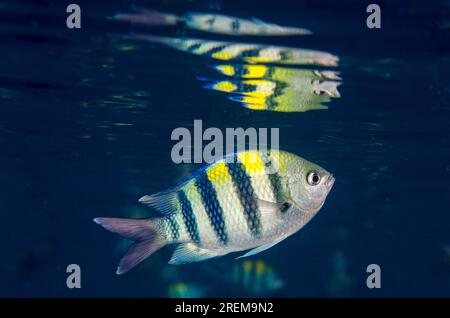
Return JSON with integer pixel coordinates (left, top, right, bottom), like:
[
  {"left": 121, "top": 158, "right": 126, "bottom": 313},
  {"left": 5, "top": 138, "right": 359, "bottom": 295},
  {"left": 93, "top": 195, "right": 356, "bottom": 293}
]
[
  {"left": 213, "top": 64, "right": 341, "bottom": 81},
  {"left": 200, "top": 77, "right": 340, "bottom": 112},
  {"left": 123, "top": 34, "right": 339, "bottom": 67},
  {"left": 114, "top": 8, "right": 312, "bottom": 36},
  {"left": 95, "top": 150, "right": 335, "bottom": 274}
]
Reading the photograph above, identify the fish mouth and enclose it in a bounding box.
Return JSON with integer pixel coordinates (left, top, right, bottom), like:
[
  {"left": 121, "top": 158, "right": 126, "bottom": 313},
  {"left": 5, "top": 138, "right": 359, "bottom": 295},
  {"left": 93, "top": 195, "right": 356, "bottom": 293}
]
[
  {"left": 316, "top": 55, "right": 339, "bottom": 67},
  {"left": 320, "top": 71, "right": 342, "bottom": 81}
]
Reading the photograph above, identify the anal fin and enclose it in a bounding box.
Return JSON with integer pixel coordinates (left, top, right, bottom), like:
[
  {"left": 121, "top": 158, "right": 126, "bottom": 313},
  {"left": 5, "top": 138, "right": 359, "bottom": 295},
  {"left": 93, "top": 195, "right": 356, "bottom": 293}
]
[
  {"left": 236, "top": 237, "right": 286, "bottom": 260},
  {"left": 169, "top": 243, "right": 225, "bottom": 265}
]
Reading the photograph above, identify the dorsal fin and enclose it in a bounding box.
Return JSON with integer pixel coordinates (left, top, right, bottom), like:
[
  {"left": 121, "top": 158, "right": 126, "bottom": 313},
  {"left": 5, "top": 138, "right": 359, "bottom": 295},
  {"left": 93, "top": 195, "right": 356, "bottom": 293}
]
[
  {"left": 251, "top": 17, "right": 268, "bottom": 25},
  {"left": 138, "top": 188, "right": 180, "bottom": 215}
]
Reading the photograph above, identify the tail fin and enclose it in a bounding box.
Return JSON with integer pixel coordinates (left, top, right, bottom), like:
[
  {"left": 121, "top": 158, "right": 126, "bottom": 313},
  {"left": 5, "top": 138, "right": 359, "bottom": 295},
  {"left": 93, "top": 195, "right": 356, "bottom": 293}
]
[
  {"left": 94, "top": 217, "right": 166, "bottom": 275},
  {"left": 113, "top": 8, "right": 180, "bottom": 26}
]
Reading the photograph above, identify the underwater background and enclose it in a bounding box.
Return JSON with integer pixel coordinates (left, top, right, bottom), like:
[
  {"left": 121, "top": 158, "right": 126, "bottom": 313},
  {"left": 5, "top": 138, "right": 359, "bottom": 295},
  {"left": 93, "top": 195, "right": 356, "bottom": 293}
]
[{"left": 1, "top": 0, "right": 449, "bottom": 297}]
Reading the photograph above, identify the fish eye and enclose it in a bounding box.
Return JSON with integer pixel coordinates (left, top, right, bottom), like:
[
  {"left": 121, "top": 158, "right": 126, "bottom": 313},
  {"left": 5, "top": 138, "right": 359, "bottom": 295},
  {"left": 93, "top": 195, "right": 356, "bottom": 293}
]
[
  {"left": 307, "top": 171, "right": 321, "bottom": 186},
  {"left": 314, "top": 89, "right": 326, "bottom": 96}
]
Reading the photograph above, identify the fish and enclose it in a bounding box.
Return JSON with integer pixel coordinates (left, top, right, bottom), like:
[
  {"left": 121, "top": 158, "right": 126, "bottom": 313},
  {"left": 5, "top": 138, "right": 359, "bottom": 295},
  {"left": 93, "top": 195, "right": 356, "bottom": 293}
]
[
  {"left": 122, "top": 34, "right": 339, "bottom": 67},
  {"left": 199, "top": 77, "right": 340, "bottom": 112},
  {"left": 113, "top": 7, "right": 312, "bottom": 36},
  {"left": 94, "top": 149, "right": 335, "bottom": 274},
  {"left": 212, "top": 64, "right": 341, "bottom": 81}
]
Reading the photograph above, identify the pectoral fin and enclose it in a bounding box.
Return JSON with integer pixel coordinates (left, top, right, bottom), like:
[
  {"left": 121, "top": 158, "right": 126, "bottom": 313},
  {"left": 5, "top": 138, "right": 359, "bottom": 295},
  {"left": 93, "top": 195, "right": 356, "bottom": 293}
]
[
  {"left": 169, "top": 243, "right": 225, "bottom": 265},
  {"left": 256, "top": 198, "right": 293, "bottom": 217}
]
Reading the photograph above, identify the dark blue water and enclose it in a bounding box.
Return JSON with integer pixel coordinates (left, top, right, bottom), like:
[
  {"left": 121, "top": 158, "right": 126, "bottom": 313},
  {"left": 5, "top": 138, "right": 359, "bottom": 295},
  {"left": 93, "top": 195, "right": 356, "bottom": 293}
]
[{"left": 1, "top": 0, "right": 449, "bottom": 297}]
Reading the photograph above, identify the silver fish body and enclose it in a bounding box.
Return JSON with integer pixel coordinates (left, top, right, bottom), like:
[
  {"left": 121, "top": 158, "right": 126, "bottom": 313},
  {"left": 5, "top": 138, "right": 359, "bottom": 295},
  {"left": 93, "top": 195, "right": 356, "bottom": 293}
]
[
  {"left": 200, "top": 77, "right": 341, "bottom": 112},
  {"left": 184, "top": 12, "right": 312, "bottom": 36},
  {"left": 95, "top": 150, "right": 334, "bottom": 274},
  {"left": 124, "top": 35, "right": 339, "bottom": 67},
  {"left": 114, "top": 8, "right": 311, "bottom": 36}
]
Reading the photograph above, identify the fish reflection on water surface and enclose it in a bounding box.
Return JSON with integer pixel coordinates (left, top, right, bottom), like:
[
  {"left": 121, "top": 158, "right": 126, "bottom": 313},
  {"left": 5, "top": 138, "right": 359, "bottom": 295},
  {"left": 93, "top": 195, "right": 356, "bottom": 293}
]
[
  {"left": 114, "top": 7, "right": 312, "bottom": 36},
  {"left": 212, "top": 64, "right": 341, "bottom": 81},
  {"left": 122, "top": 35, "right": 339, "bottom": 67},
  {"left": 199, "top": 64, "right": 341, "bottom": 112}
]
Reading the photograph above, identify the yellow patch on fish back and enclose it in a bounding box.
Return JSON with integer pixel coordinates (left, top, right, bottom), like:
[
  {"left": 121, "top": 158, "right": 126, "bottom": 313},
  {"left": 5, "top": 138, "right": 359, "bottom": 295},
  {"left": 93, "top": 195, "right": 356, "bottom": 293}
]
[
  {"left": 240, "top": 96, "right": 266, "bottom": 110},
  {"left": 216, "top": 65, "right": 235, "bottom": 76},
  {"left": 243, "top": 65, "right": 269, "bottom": 78},
  {"left": 244, "top": 57, "right": 273, "bottom": 64},
  {"left": 206, "top": 161, "right": 232, "bottom": 185},
  {"left": 246, "top": 104, "right": 266, "bottom": 110},
  {"left": 237, "top": 151, "right": 265, "bottom": 174},
  {"left": 211, "top": 44, "right": 257, "bottom": 61},
  {"left": 212, "top": 52, "right": 233, "bottom": 60},
  {"left": 213, "top": 81, "right": 237, "bottom": 93}
]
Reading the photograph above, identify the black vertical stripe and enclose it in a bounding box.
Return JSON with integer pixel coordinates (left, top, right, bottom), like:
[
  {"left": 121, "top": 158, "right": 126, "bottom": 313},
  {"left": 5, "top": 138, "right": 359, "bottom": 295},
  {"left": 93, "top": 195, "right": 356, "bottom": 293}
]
[
  {"left": 195, "top": 172, "right": 228, "bottom": 245},
  {"left": 280, "top": 50, "right": 290, "bottom": 62},
  {"left": 231, "top": 19, "right": 240, "bottom": 32},
  {"left": 267, "top": 81, "right": 287, "bottom": 111},
  {"left": 187, "top": 42, "right": 202, "bottom": 52},
  {"left": 262, "top": 152, "right": 285, "bottom": 204},
  {"left": 166, "top": 215, "right": 180, "bottom": 241},
  {"left": 226, "top": 157, "right": 262, "bottom": 237},
  {"left": 178, "top": 191, "right": 200, "bottom": 244},
  {"left": 266, "top": 66, "right": 275, "bottom": 78},
  {"left": 206, "top": 17, "right": 216, "bottom": 31},
  {"left": 268, "top": 172, "right": 284, "bottom": 204},
  {"left": 242, "top": 83, "right": 258, "bottom": 93},
  {"left": 205, "top": 45, "right": 228, "bottom": 56},
  {"left": 240, "top": 65, "right": 250, "bottom": 77},
  {"left": 266, "top": 95, "right": 277, "bottom": 111},
  {"left": 241, "top": 48, "right": 262, "bottom": 58}
]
